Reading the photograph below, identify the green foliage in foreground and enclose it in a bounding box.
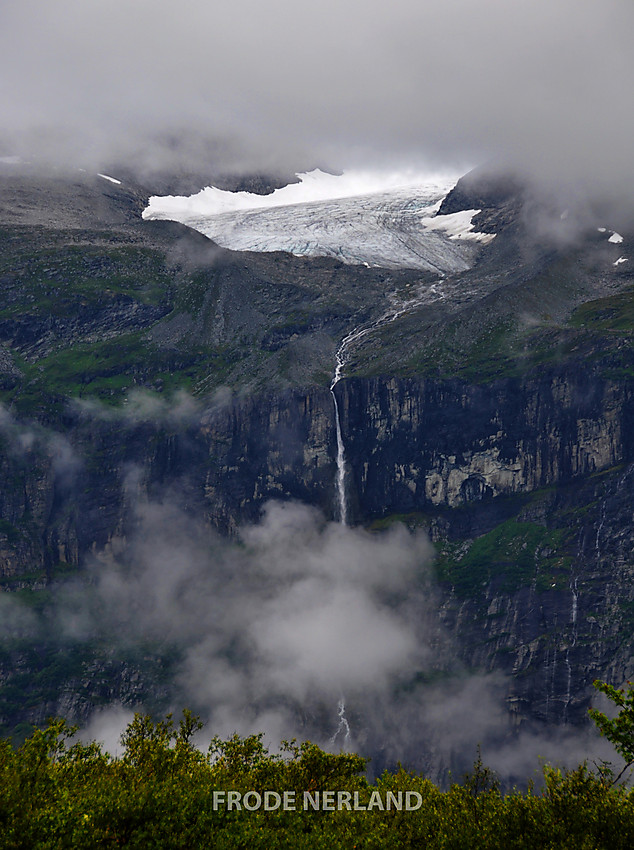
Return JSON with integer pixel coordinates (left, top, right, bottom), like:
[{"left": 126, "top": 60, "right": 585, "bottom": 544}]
[
  {"left": 590, "top": 679, "right": 634, "bottom": 786},
  {"left": 1, "top": 693, "right": 634, "bottom": 849}
]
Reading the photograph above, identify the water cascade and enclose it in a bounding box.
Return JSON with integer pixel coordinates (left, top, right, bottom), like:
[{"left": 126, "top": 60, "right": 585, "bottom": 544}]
[
  {"left": 329, "top": 284, "right": 446, "bottom": 525},
  {"left": 329, "top": 697, "right": 352, "bottom": 751},
  {"left": 327, "top": 282, "right": 447, "bottom": 747},
  {"left": 329, "top": 324, "right": 379, "bottom": 525}
]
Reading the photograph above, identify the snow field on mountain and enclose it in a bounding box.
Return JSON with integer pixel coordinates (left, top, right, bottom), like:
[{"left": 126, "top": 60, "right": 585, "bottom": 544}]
[{"left": 143, "top": 169, "right": 493, "bottom": 271}]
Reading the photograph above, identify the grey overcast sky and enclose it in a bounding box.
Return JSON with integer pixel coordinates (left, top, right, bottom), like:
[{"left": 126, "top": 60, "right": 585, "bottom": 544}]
[{"left": 1, "top": 0, "right": 632, "bottom": 190}]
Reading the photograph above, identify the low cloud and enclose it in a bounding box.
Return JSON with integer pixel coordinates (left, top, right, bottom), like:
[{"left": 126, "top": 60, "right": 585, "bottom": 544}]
[
  {"left": 1, "top": 1, "right": 633, "bottom": 201},
  {"left": 0, "top": 402, "right": 82, "bottom": 482},
  {"left": 64, "top": 497, "right": 436, "bottom": 746},
  {"left": 70, "top": 387, "right": 231, "bottom": 427},
  {"left": 0, "top": 477, "right": 617, "bottom": 781},
  {"left": 78, "top": 704, "right": 138, "bottom": 758}
]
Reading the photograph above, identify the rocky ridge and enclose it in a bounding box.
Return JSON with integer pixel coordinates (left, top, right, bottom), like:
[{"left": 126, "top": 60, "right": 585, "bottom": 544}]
[{"left": 0, "top": 162, "right": 633, "bottom": 750}]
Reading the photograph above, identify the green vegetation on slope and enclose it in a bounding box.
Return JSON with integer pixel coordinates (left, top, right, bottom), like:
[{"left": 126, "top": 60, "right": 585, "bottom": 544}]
[
  {"left": 351, "top": 251, "right": 634, "bottom": 383},
  {"left": 20, "top": 335, "right": 235, "bottom": 405},
  {"left": 0, "top": 241, "right": 171, "bottom": 317},
  {"left": 370, "top": 488, "right": 575, "bottom": 600},
  {"left": 435, "top": 519, "right": 571, "bottom": 597},
  {"left": 0, "top": 221, "right": 396, "bottom": 406},
  {"left": 0, "top": 230, "right": 251, "bottom": 410}
]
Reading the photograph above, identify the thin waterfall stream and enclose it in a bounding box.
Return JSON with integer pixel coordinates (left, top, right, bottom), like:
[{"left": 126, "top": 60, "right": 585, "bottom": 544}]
[
  {"left": 329, "top": 284, "right": 446, "bottom": 526},
  {"left": 327, "top": 281, "right": 447, "bottom": 748},
  {"left": 329, "top": 697, "right": 352, "bottom": 750},
  {"left": 329, "top": 323, "right": 378, "bottom": 525}
]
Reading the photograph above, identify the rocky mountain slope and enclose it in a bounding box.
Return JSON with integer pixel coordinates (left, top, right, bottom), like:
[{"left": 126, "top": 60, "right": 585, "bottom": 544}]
[{"left": 1, "top": 160, "right": 633, "bottom": 769}]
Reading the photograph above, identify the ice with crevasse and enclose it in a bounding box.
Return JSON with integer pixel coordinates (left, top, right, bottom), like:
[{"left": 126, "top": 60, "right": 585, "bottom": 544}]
[{"left": 143, "top": 169, "right": 495, "bottom": 272}]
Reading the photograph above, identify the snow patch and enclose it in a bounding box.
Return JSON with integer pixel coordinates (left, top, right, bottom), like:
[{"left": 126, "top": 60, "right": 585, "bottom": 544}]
[
  {"left": 419, "top": 209, "right": 495, "bottom": 243},
  {"left": 609, "top": 232, "right": 624, "bottom": 244},
  {"left": 144, "top": 168, "right": 457, "bottom": 218},
  {"left": 97, "top": 173, "right": 122, "bottom": 185},
  {"left": 614, "top": 257, "right": 628, "bottom": 266},
  {"left": 597, "top": 227, "right": 607, "bottom": 233}
]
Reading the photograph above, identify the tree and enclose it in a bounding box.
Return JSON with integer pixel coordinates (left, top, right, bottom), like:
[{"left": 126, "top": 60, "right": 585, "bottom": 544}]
[{"left": 588, "top": 679, "right": 634, "bottom": 785}]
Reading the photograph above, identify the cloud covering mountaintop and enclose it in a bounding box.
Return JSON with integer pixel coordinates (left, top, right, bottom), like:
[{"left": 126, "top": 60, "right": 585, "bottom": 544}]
[{"left": 1, "top": 1, "right": 633, "bottom": 194}]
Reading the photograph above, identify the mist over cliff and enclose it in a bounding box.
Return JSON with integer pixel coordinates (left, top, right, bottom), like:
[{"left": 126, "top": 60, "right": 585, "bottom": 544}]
[
  {"left": 1, "top": 0, "right": 634, "bottom": 783},
  {"left": 0, "top": 156, "right": 632, "bottom": 783}
]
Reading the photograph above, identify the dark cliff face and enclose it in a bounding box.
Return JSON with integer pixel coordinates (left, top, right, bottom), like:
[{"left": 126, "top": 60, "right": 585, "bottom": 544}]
[
  {"left": 339, "top": 369, "right": 631, "bottom": 518},
  {"left": 2, "top": 164, "right": 634, "bottom": 749},
  {"left": 2, "top": 361, "right": 633, "bottom": 733},
  {"left": 433, "top": 463, "right": 634, "bottom": 728},
  {"left": 11, "top": 359, "right": 628, "bottom": 557},
  {"left": 339, "top": 369, "right": 634, "bottom": 729}
]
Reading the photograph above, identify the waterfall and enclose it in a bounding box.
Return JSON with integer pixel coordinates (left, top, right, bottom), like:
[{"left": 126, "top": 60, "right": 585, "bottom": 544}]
[
  {"left": 330, "top": 390, "right": 348, "bottom": 525},
  {"left": 327, "top": 280, "right": 448, "bottom": 746},
  {"left": 329, "top": 322, "right": 382, "bottom": 525},
  {"left": 328, "top": 282, "right": 447, "bottom": 525},
  {"left": 329, "top": 697, "right": 352, "bottom": 751},
  {"left": 330, "top": 342, "right": 350, "bottom": 525}
]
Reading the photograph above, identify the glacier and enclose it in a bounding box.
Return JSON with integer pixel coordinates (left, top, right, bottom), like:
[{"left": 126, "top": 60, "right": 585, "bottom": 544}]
[{"left": 143, "top": 169, "right": 494, "bottom": 272}]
